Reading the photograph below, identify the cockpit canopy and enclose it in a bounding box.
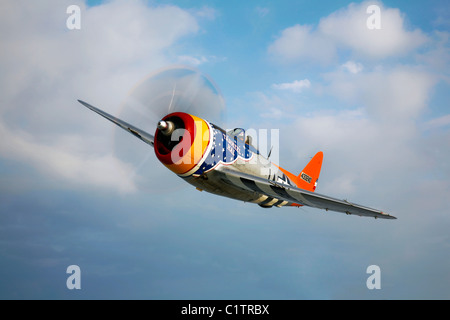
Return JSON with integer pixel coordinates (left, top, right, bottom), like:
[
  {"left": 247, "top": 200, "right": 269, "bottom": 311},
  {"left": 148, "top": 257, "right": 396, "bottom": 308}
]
[
  {"left": 228, "top": 128, "right": 245, "bottom": 141},
  {"left": 228, "top": 128, "right": 254, "bottom": 147}
]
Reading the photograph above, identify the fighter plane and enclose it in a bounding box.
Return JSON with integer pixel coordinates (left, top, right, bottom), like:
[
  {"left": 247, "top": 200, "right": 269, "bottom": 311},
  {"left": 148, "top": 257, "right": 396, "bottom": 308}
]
[{"left": 78, "top": 68, "right": 395, "bottom": 220}]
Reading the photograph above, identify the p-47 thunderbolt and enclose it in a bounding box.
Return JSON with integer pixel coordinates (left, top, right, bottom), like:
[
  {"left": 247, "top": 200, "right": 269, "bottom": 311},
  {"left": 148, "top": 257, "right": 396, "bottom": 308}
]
[{"left": 77, "top": 72, "right": 395, "bottom": 221}]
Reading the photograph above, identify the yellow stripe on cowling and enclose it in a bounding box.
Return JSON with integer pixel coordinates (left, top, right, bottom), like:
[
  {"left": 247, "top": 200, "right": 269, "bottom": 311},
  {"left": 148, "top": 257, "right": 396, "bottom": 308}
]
[{"left": 165, "top": 114, "right": 210, "bottom": 175}]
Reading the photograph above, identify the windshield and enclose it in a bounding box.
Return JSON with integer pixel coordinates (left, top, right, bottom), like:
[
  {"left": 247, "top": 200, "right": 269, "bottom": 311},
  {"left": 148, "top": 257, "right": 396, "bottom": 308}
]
[{"left": 228, "top": 128, "right": 245, "bottom": 140}]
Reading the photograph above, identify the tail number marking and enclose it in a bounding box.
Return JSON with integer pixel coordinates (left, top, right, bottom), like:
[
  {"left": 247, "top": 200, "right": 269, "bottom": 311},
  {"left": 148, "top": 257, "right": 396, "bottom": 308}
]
[{"left": 300, "top": 172, "right": 312, "bottom": 184}]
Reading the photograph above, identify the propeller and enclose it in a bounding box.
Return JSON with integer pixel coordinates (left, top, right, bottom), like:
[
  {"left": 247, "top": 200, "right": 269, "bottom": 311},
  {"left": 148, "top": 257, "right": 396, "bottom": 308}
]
[{"left": 112, "top": 65, "right": 226, "bottom": 193}]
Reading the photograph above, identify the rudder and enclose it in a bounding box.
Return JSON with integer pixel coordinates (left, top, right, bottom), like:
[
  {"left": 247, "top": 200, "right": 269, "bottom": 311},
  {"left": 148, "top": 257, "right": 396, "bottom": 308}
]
[{"left": 296, "top": 151, "right": 323, "bottom": 192}]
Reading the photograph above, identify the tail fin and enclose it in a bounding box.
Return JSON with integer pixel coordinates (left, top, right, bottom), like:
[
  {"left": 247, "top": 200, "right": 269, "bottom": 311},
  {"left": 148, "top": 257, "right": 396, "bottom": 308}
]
[{"left": 295, "top": 151, "right": 323, "bottom": 192}]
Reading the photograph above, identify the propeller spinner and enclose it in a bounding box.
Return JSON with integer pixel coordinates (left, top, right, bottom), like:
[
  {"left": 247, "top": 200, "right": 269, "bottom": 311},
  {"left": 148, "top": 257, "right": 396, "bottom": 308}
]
[{"left": 112, "top": 66, "right": 225, "bottom": 192}]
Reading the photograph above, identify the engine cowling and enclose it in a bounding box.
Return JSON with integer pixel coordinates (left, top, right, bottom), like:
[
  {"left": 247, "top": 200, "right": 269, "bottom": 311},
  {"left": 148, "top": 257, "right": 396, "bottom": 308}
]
[{"left": 154, "top": 112, "right": 211, "bottom": 176}]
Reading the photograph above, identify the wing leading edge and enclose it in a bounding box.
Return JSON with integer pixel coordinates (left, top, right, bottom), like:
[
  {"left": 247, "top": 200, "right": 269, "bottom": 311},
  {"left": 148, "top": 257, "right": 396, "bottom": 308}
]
[
  {"left": 218, "top": 167, "right": 396, "bottom": 219},
  {"left": 77, "top": 100, "right": 154, "bottom": 147}
]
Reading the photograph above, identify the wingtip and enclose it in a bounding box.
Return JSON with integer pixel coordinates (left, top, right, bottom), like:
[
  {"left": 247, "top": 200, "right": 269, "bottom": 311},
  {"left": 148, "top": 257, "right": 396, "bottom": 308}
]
[
  {"left": 382, "top": 212, "right": 397, "bottom": 220},
  {"left": 77, "top": 99, "right": 96, "bottom": 111}
]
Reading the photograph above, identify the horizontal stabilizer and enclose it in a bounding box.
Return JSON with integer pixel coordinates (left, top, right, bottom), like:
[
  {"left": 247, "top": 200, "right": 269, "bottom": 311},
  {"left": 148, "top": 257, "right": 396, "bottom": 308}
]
[{"left": 77, "top": 99, "right": 154, "bottom": 147}]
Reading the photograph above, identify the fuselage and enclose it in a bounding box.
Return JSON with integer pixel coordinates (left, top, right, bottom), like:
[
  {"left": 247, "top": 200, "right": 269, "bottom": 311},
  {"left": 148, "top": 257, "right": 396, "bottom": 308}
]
[
  {"left": 153, "top": 112, "right": 295, "bottom": 207},
  {"left": 77, "top": 99, "right": 396, "bottom": 219}
]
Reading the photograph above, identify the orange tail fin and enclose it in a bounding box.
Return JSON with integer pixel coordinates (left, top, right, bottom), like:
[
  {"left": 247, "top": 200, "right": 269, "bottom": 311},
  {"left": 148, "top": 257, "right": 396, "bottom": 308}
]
[
  {"left": 296, "top": 151, "right": 323, "bottom": 192},
  {"left": 275, "top": 151, "right": 323, "bottom": 192}
]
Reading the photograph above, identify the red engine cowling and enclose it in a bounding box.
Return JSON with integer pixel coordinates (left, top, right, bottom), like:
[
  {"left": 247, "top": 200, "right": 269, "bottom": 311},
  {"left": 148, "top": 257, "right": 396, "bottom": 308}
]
[{"left": 154, "top": 112, "right": 211, "bottom": 176}]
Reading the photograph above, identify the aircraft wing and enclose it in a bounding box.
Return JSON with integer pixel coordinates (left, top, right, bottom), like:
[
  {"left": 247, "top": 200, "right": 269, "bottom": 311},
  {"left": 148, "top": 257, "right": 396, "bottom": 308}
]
[
  {"left": 218, "top": 167, "right": 396, "bottom": 219},
  {"left": 77, "top": 100, "right": 154, "bottom": 147}
]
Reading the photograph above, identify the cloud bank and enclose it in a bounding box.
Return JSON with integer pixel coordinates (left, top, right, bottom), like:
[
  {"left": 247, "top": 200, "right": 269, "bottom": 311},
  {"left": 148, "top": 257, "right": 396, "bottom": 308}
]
[
  {"left": 268, "top": 1, "right": 428, "bottom": 63},
  {"left": 0, "top": 0, "right": 204, "bottom": 193}
]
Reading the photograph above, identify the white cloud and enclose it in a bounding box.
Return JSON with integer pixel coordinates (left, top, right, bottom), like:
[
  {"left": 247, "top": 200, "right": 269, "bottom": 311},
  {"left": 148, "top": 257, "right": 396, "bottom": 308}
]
[
  {"left": 260, "top": 107, "right": 284, "bottom": 120},
  {"left": 272, "top": 79, "right": 311, "bottom": 93},
  {"left": 341, "top": 61, "right": 363, "bottom": 74},
  {"left": 358, "top": 67, "right": 436, "bottom": 121},
  {"left": 0, "top": 120, "right": 137, "bottom": 193},
  {"left": 423, "top": 114, "right": 450, "bottom": 131},
  {"left": 80, "top": 1, "right": 199, "bottom": 70},
  {"left": 318, "top": 1, "right": 428, "bottom": 59},
  {"left": 416, "top": 31, "right": 450, "bottom": 74},
  {"left": 322, "top": 66, "right": 436, "bottom": 121},
  {"left": 268, "top": 24, "right": 336, "bottom": 64},
  {"left": 282, "top": 108, "right": 425, "bottom": 200},
  {"left": 177, "top": 55, "right": 209, "bottom": 66},
  {"left": 0, "top": 0, "right": 201, "bottom": 193},
  {"left": 268, "top": 1, "right": 428, "bottom": 64},
  {"left": 194, "top": 6, "right": 217, "bottom": 20}
]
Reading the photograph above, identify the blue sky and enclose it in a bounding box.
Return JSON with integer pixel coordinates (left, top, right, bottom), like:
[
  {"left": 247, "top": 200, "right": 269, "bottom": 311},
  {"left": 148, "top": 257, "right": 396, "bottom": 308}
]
[{"left": 1, "top": 0, "right": 449, "bottom": 299}]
